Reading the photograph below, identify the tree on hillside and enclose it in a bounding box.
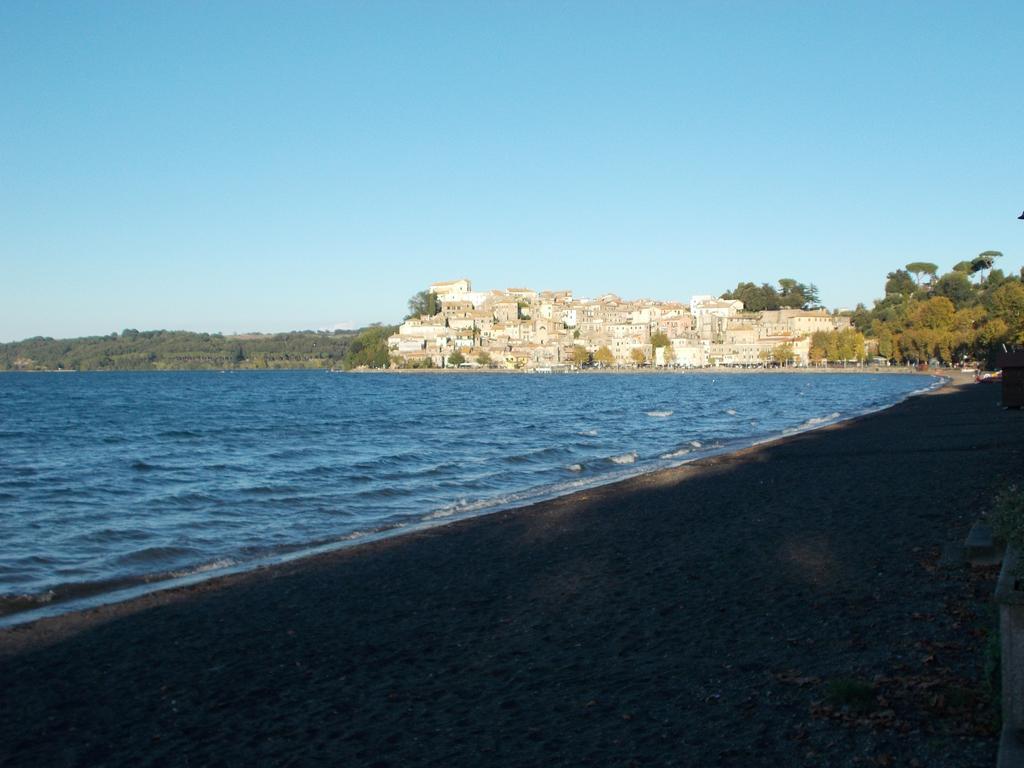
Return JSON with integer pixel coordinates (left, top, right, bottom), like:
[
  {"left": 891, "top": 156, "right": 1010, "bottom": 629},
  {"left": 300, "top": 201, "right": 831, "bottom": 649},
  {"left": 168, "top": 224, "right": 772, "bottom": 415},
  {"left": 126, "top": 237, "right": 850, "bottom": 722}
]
[
  {"left": 447, "top": 351, "right": 466, "bottom": 367},
  {"left": 343, "top": 325, "right": 397, "bottom": 369},
  {"left": 884, "top": 269, "right": 916, "bottom": 297},
  {"left": 778, "top": 278, "right": 821, "bottom": 309},
  {"left": 911, "top": 296, "right": 956, "bottom": 330},
  {"left": 571, "top": 345, "right": 591, "bottom": 368},
  {"left": 720, "top": 282, "right": 777, "bottom": 311},
  {"left": 720, "top": 278, "right": 819, "bottom": 311},
  {"left": 476, "top": 351, "right": 492, "bottom": 367},
  {"left": 989, "top": 281, "right": 1024, "bottom": 342},
  {"left": 905, "top": 262, "right": 939, "bottom": 287},
  {"left": 970, "top": 251, "right": 1003, "bottom": 283},
  {"left": 932, "top": 271, "right": 975, "bottom": 309},
  {"left": 406, "top": 290, "right": 439, "bottom": 319}
]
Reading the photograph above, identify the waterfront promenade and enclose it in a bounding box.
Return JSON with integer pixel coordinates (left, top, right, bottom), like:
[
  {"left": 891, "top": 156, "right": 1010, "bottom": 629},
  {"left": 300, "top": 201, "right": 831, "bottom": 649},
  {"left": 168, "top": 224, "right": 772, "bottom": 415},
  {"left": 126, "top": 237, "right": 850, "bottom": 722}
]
[{"left": 1, "top": 380, "right": 1019, "bottom": 767}]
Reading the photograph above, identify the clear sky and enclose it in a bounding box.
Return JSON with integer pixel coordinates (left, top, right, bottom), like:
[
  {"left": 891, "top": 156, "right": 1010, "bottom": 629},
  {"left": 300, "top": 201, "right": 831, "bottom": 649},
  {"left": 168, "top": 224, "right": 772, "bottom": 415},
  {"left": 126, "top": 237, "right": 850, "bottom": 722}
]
[{"left": 2, "top": 1, "right": 1022, "bottom": 341}]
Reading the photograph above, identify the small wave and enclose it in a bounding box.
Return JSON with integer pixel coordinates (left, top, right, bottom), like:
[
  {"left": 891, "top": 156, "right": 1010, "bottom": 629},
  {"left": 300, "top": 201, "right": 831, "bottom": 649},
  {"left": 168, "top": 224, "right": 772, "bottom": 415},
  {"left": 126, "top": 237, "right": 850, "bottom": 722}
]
[
  {"left": 566, "top": 463, "right": 584, "bottom": 472},
  {"left": 73, "top": 527, "right": 151, "bottom": 544},
  {"left": 130, "top": 460, "right": 162, "bottom": 472},
  {"left": 646, "top": 410, "right": 673, "bottom": 418},
  {"left": 114, "top": 546, "right": 200, "bottom": 566},
  {"left": 504, "top": 446, "right": 570, "bottom": 465},
  {"left": 609, "top": 451, "right": 638, "bottom": 465},
  {"left": 157, "top": 490, "right": 219, "bottom": 505},
  {"left": 811, "top": 412, "right": 841, "bottom": 424},
  {"left": 351, "top": 452, "right": 420, "bottom": 471},
  {"left": 578, "top": 429, "right": 598, "bottom": 437},
  {"left": 783, "top": 412, "right": 841, "bottom": 434},
  {"left": 168, "top": 558, "right": 237, "bottom": 579},
  {"left": 422, "top": 497, "right": 495, "bottom": 521},
  {"left": 725, "top": 408, "right": 738, "bottom": 416},
  {"left": 352, "top": 486, "right": 407, "bottom": 500},
  {"left": 0, "top": 590, "right": 56, "bottom": 614},
  {"left": 159, "top": 430, "right": 202, "bottom": 439},
  {"left": 689, "top": 440, "right": 703, "bottom": 448},
  {"left": 423, "top": 508, "right": 456, "bottom": 520},
  {"left": 241, "top": 485, "right": 293, "bottom": 495},
  {"left": 660, "top": 448, "right": 691, "bottom": 459}
]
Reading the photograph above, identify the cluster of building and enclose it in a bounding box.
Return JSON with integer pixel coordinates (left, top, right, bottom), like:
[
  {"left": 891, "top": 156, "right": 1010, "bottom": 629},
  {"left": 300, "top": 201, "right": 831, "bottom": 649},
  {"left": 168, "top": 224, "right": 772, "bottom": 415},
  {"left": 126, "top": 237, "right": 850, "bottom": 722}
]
[{"left": 387, "top": 279, "right": 851, "bottom": 370}]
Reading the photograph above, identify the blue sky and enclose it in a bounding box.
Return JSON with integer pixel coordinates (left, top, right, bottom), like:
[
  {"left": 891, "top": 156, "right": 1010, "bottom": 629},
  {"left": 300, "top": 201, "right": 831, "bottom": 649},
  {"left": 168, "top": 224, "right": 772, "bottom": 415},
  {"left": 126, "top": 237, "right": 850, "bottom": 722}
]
[{"left": 2, "top": 1, "right": 1022, "bottom": 341}]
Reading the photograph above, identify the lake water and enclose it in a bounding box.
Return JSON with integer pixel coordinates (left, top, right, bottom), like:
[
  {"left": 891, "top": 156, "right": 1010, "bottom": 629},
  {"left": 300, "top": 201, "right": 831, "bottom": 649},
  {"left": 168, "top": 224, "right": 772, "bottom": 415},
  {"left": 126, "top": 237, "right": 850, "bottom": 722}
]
[{"left": 0, "top": 370, "right": 937, "bottom": 621}]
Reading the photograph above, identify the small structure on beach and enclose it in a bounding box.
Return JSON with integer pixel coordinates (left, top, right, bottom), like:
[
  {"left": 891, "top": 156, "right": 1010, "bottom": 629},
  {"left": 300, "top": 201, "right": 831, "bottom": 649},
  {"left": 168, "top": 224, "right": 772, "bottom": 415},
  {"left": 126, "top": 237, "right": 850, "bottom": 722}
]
[{"left": 998, "top": 350, "right": 1024, "bottom": 408}]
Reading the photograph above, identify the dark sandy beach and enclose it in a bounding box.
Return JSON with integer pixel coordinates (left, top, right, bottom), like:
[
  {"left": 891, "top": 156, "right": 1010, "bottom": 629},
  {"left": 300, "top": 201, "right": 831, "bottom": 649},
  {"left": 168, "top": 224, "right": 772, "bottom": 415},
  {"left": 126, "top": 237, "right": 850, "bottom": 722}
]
[{"left": 1, "top": 380, "right": 1020, "bottom": 767}]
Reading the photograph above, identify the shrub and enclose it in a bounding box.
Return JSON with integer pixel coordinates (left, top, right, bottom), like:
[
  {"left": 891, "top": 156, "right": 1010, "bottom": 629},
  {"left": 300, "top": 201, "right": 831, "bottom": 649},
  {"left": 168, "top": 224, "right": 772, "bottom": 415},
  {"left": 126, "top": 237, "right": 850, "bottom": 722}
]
[{"left": 990, "top": 485, "right": 1024, "bottom": 548}]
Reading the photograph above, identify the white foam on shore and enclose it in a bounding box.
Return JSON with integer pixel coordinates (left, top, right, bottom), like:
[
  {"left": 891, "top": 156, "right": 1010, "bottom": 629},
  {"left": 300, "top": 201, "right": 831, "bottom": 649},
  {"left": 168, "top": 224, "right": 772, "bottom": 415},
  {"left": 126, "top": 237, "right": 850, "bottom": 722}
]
[
  {"left": 566, "top": 463, "right": 584, "bottom": 472},
  {"left": 168, "top": 558, "right": 237, "bottom": 579},
  {"left": 660, "top": 448, "right": 691, "bottom": 459},
  {"left": 610, "top": 451, "right": 638, "bottom": 465},
  {"left": 689, "top": 440, "right": 703, "bottom": 448},
  {"left": 783, "top": 411, "right": 842, "bottom": 434}
]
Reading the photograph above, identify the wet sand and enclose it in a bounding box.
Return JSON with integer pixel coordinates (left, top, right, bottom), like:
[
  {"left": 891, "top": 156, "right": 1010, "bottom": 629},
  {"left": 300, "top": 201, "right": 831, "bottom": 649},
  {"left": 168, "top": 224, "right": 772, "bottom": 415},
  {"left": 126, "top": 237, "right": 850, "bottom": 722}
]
[{"left": 0, "top": 380, "right": 1019, "bottom": 767}]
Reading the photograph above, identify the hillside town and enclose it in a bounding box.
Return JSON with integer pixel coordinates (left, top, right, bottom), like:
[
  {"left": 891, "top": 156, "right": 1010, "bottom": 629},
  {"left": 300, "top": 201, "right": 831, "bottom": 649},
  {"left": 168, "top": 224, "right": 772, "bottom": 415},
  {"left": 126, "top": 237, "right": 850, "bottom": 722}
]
[{"left": 388, "top": 278, "right": 853, "bottom": 370}]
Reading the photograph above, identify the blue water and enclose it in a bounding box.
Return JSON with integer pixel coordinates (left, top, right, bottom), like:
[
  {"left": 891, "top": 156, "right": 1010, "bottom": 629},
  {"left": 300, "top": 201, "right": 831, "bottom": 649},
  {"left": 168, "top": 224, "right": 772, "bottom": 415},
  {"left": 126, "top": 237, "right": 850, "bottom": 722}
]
[{"left": 0, "top": 370, "right": 936, "bottom": 617}]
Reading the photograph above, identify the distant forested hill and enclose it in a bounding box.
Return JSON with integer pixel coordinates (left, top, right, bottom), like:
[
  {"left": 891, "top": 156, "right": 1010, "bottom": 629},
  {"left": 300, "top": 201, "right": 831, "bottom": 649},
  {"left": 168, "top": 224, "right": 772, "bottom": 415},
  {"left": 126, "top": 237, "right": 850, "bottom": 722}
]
[{"left": 0, "top": 326, "right": 397, "bottom": 371}]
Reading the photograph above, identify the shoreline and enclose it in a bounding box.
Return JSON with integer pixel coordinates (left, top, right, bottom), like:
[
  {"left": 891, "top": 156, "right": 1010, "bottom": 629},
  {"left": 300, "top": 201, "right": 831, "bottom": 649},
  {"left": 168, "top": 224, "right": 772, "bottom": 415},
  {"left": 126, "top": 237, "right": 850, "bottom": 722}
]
[
  {"left": 0, "top": 372, "right": 951, "bottom": 631},
  {"left": 0, "top": 377, "right": 1016, "bottom": 766},
  {"left": 354, "top": 365, "right": 941, "bottom": 375},
  {"left": 3, "top": 366, "right": 956, "bottom": 375}
]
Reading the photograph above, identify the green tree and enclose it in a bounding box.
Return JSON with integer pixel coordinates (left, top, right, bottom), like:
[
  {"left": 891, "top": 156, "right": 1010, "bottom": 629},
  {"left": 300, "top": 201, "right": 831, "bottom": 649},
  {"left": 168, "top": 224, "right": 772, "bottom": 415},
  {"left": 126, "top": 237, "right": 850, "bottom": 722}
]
[
  {"left": 989, "top": 281, "right": 1024, "bottom": 342},
  {"left": 884, "top": 269, "right": 916, "bottom": 297},
  {"left": 911, "top": 296, "right": 956, "bottom": 331},
  {"left": 970, "top": 250, "right": 1003, "bottom": 283},
  {"left": 650, "top": 330, "right": 670, "bottom": 349},
  {"left": 571, "top": 345, "right": 591, "bottom": 367},
  {"left": 406, "top": 290, "right": 439, "bottom": 319},
  {"left": 932, "top": 271, "right": 975, "bottom": 308},
  {"left": 905, "top": 262, "right": 939, "bottom": 286},
  {"left": 630, "top": 348, "right": 646, "bottom": 367},
  {"left": 448, "top": 350, "right": 466, "bottom": 367},
  {"left": 594, "top": 346, "right": 615, "bottom": 367},
  {"left": 342, "top": 325, "right": 397, "bottom": 369},
  {"left": 475, "top": 351, "right": 492, "bottom": 367},
  {"left": 771, "top": 343, "right": 794, "bottom": 366},
  {"left": 809, "top": 333, "right": 827, "bottom": 365}
]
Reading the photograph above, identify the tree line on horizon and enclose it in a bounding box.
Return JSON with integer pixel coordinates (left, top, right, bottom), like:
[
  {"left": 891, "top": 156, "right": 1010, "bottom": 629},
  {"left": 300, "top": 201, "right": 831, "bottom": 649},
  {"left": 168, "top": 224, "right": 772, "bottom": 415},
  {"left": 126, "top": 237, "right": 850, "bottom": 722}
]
[
  {"left": 0, "top": 326, "right": 398, "bottom": 372},
  {"left": 2, "top": 253, "right": 1019, "bottom": 372}
]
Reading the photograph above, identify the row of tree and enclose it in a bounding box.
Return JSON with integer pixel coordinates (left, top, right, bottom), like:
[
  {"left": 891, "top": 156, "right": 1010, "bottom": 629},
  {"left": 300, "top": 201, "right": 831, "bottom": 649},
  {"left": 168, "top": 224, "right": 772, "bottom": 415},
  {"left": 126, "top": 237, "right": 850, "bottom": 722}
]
[
  {"left": 809, "top": 329, "right": 869, "bottom": 365},
  {"left": 720, "top": 278, "right": 821, "bottom": 312},
  {"left": 844, "top": 252, "right": 1023, "bottom": 365},
  {"left": 0, "top": 326, "right": 398, "bottom": 371}
]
